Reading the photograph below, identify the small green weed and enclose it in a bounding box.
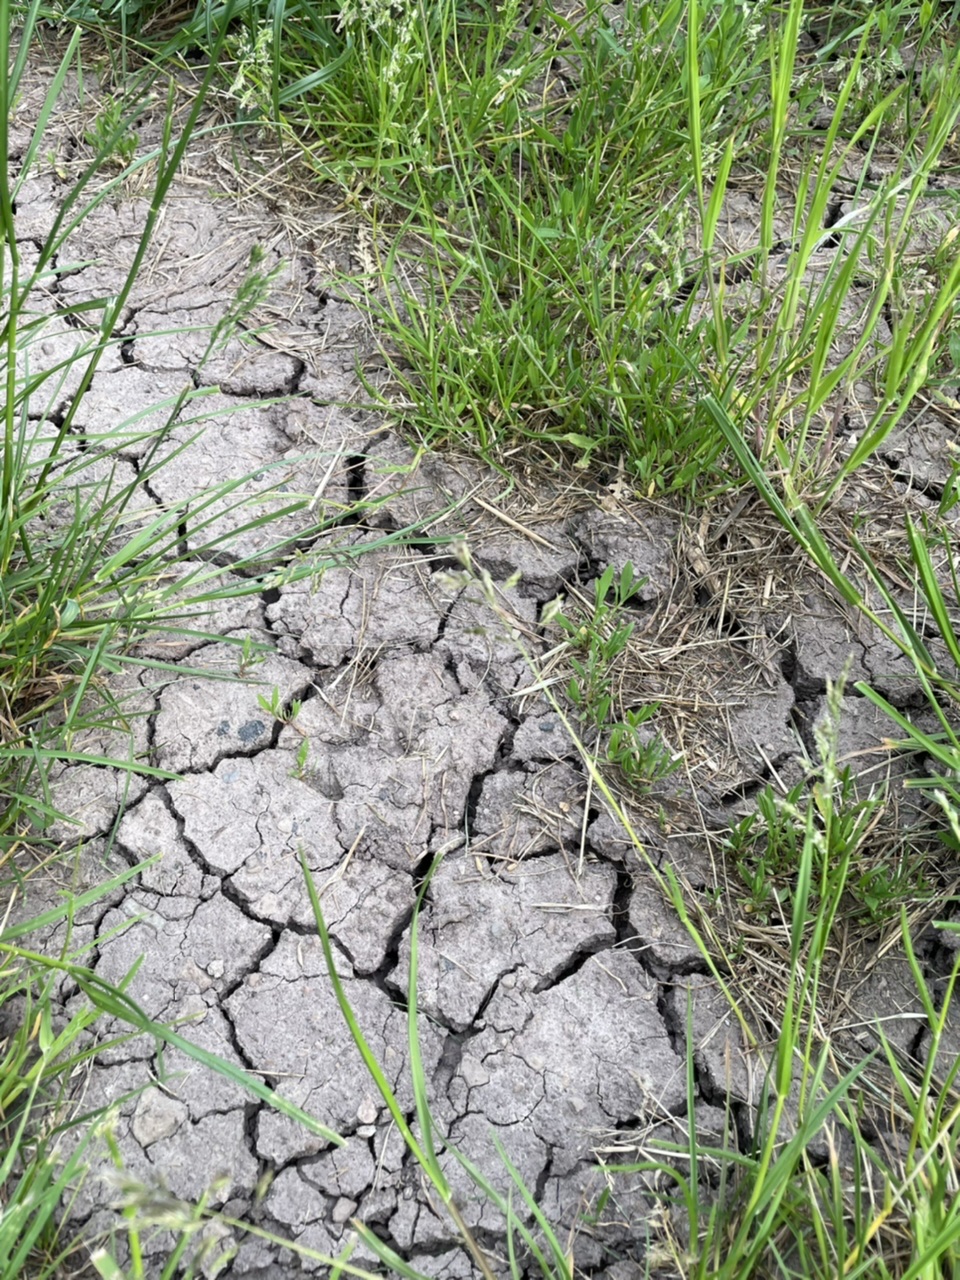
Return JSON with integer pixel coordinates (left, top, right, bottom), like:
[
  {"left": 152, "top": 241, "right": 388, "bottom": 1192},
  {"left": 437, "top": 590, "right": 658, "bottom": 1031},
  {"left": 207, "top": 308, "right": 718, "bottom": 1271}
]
[
  {"left": 256, "top": 685, "right": 302, "bottom": 725},
  {"left": 725, "top": 770, "right": 918, "bottom": 926},
  {"left": 724, "top": 685, "right": 928, "bottom": 926},
  {"left": 556, "top": 563, "right": 639, "bottom": 732},
  {"left": 553, "top": 563, "right": 678, "bottom": 794},
  {"left": 82, "top": 94, "right": 138, "bottom": 168},
  {"left": 236, "top": 635, "right": 268, "bottom": 677},
  {"left": 606, "top": 707, "right": 679, "bottom": 795},
  {"left": 291, "top": 735, "right": 310, "bottom": 780}
]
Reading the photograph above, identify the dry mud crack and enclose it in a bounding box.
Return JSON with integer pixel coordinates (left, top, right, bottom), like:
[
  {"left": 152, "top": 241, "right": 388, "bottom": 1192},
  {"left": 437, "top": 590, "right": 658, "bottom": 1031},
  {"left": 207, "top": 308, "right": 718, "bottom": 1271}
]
[{"left": 9, "top": 60, "right": 960, "bottom": 1280}]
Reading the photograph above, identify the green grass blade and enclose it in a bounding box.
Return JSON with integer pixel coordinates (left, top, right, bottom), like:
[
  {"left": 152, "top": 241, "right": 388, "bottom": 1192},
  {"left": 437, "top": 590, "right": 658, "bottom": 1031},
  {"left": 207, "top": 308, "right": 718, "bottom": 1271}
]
[
  {"left": 299, "top": 850, "right": 424, "bottom": 1159},
  {"left": 406, "top": 853, "right": 448, "bottom": 1184},
  {"left": 0, "top": 858, "right": 158, "bottom": 942}
]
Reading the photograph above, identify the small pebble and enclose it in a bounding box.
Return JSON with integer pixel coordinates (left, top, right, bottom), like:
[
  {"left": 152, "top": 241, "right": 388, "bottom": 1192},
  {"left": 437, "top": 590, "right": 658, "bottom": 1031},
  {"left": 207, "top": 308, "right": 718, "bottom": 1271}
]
[
  {"left": 332, "top": 1197, "right": 358, "bottom": 1224},
  {"left": 356, "top": 1098, "right": 378, "bottom": 1125}
]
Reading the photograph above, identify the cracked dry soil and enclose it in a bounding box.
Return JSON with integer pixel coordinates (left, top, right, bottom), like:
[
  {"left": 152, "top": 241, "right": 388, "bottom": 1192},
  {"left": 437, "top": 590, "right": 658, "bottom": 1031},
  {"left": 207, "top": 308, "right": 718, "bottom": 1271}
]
[{"left": 11, "top": 59, "right": 960, "bottom": 1280}]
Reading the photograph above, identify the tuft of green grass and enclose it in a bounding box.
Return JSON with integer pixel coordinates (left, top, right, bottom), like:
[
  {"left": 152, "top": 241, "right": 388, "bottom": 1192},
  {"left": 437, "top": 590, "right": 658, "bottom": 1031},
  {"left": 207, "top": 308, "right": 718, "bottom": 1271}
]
[
  {"left": 54, "top": 0, "right": 960, "bottom": 499},
  {"left": 129, "top": 0, "right": 960, "bottom": 502},
  {"left": 548, "top": 562, "right": 679, "bottom": 794}
]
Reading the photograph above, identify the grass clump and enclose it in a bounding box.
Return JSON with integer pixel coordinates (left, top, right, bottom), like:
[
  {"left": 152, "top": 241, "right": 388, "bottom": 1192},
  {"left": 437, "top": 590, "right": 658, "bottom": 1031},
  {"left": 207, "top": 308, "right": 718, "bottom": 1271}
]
[
  {"left": 53, "top": 0, "right": 960, "bottom": 498},
  {"left": 145, "top": 0, "right": 960, "bottom": 503},
  {"left": 549, "top": 562, "right": 679, "bottom": 793}
]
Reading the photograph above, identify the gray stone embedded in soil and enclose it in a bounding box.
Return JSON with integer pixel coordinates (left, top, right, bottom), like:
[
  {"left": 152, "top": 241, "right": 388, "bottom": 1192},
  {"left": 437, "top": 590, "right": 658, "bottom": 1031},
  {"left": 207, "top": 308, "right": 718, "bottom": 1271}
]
[
  {"left": 665, "top": 974, "right": 755, "bottom": 1105},
  {"left": 538, "top": 1162, "right": 658, "bottom": 1271},
  {"left": 142, "top": 1108, "right": 259, "bottom": 1208},
  {"left": 791, "top": 587, "right": 927, "bottom": 703},
  {"left": 118, "top": 790, "right": 204, "bottom": 899},
  {"left": 398, "top": 850, "right": 617, "bottom": 1034},
  {"left": 302, "top": 1138, "right": 377, "bottom": 1199},
  {"left": 71, "top": 366, "right": 194, "bottom": 458},
  {"left": 882, "top": 412, "right": 956, "bottom": 492},
  {"left": 43, "top": 670, "right": 154, "bottom": 843},
  {"left": 96, "top": 890, "right": 272, "bottom": 1021},
  {"left": 167, "top": 750, "right": 343, "bottom": 925},
  {"left": 842, "top": 949, "right": 924, "bottom": 1056},
  {"left": 131, "top": 1086, "right": 188, "bottom": 1147},
  {"left": 270, "top": 650, "right": 509, "bottom": 878},
  {"left": 628, "top": 874, "right": 704, "bottom": 974},
  {"left": 512, "top": 707, "right": 573, "bottom": 762},
  {"left": 806, "top": 693, "right": 931, "bottom": 814},
  {"left": 45, "top": 756, "right": 150, "bottom": 845},
  {"left": 145, "top": 392, "right": 335, "bottom": 564},
  {"left": 473, "top": 759, "right": 586, "bottom": 858},
  {"left": 435, "top": 579, "right": 538, "bottom": 695},
  {"left": 16, "top": 313, "right": 125, "bottom": 410},
  {"left": 138, "top": 308, "right": 298, "bottom": 394},
  {"left": 160, "top": 1000, "right": 252, "bottom": 1119}
]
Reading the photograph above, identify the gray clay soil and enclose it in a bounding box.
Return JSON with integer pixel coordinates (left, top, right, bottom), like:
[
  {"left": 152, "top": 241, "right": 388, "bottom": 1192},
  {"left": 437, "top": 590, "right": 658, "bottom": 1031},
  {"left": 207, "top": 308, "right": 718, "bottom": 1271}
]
[{"left": 9, "top": 57, "right": 960, "bottom": 1280}]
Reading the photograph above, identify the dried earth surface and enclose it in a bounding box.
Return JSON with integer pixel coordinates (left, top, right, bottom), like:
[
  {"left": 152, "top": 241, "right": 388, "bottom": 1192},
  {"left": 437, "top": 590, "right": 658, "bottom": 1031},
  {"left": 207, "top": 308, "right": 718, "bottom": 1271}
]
[{"left": 8, "top": 50, "right": 960, "bottom": 1280}]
